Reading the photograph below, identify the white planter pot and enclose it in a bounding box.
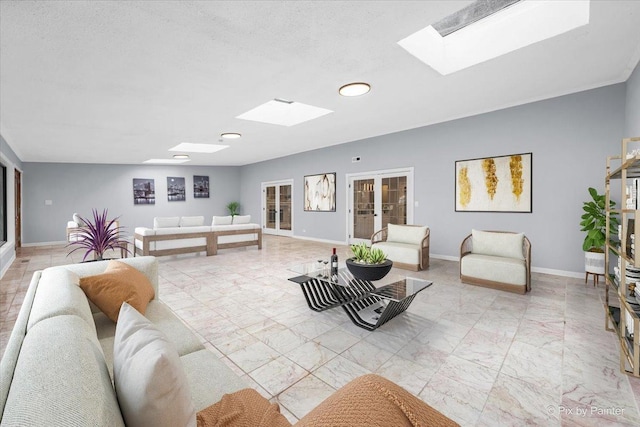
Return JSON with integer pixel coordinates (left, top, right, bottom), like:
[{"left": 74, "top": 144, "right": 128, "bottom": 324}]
[{"left": 585, "top": 251, "right": 605, "bottom": 274}]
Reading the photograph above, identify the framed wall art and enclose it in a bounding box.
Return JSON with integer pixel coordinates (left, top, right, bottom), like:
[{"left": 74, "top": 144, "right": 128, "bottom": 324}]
[
  {"left": 455, "top": 152, "right": 532, "bottom": 212},
  {"left": 167, "top": 177, "right": 186, "bottom": 201},
  {"left": 193, "top": 175, "right": 209, "bottom": 198},
  {"left": 304, "top": 172, "right": 336, "bottom": 212},
  {"left": 133, "top": 178, "right": 155, "bottom": 205}
]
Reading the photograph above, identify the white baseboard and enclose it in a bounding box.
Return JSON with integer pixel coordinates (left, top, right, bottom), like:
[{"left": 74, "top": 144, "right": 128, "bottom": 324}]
[
  {"left": 431, "top": 253, "right": 459, "bottom": 262},
  {"left": 531, "top": 267, "right": 583, "bottom": 279},
  {"left": 292, "top": 235, "right": 348, "bottom": 246},
  {"left": 21, "top": 241, "right": 67, "bottom": 247},
  {"left": 431, "top": 253, "right": 583, "bottom": 279}
]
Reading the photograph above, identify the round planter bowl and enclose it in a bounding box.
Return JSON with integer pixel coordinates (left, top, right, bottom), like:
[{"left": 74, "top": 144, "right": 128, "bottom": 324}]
[{"left": 346, "top": 258, "right": 393, "bottom": 282}]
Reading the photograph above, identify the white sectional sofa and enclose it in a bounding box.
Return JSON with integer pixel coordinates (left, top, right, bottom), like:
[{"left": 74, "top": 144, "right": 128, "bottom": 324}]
[
  {"left": 371, "top": 224, "right": 430, "bottom": 271},
  {"left": 134, "top": 215, "right": 261, "bottom": 257},
  {"left": 0, "top": 256, "right": 247, "bottom": 425},
  {"left": 459, "top": 229, "right": 531, "bottom": 294}
]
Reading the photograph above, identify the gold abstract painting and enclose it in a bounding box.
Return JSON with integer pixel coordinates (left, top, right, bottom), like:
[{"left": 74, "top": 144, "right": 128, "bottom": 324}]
[{"left": 455, "top": 153, "right": 532, "bottom": 212}]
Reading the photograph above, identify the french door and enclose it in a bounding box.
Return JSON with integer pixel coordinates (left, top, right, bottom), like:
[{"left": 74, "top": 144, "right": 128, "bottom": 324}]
[
  {"left": 262, "top": 180, "right": 293, "bottom": 236},
  {"left": 348, "top": 169, "right": 413, "bottom": 244}
]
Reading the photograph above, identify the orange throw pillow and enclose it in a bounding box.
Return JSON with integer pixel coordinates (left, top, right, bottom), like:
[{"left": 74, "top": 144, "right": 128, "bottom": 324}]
[
  {"left": 197, "top": 388, "right": 291, "bottom": 427},
  {"left": 80, "top": 260, "right": 155, "bottom": 322}
]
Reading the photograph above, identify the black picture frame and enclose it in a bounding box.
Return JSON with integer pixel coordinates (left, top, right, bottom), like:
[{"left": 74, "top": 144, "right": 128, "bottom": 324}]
[{"left": 455, "top": 152, "right": 532, "bottom": 213}]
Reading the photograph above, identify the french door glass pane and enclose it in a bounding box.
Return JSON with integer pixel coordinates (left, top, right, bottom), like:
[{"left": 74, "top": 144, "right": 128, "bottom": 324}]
[
  {"left": 353, "top": 179, "right": 375, "bottom": 239},
  {"left": 266, "top": 186, "right": 276, "bottom": 229},
  {"left": 279, "top": 185, "right": 292, "bottom": 231},
  {"left": 382, "top": 176, "right": 407, "bottom": 228}
]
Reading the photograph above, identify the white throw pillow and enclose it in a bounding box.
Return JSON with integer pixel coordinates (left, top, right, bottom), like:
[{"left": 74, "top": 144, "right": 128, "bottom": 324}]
[
  {"left": 212, "top": 215, "right": 233, "bottom": 225},
  {"left": 113, "top": 303, "right": 196, "bottom": 427},
  {"left": 386, "top": 223, "right": 428, "bottom": 245},
  {"left": 153, "top": 217, "right": 181, "bottom": 229},
  {"left": 179, "top": 216, "right": 205, "bottom": 227},
  {"left": 471, "top": 229, "right": 525, "bottom": 260},
  {"left": 72, "top": 213, "right": 85, "bottom": 227},
  {"left": 232, "top": 215, "right": 251, "bottom": 224}
]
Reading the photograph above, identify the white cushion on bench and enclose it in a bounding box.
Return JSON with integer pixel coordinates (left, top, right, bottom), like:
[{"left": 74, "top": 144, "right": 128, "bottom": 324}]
[
  {"left": 232, "top": 215, "right": 251, "bottom": 224},
  {"left": 179, "top": 216, "right": 205, "bottom": 227},
  {"left": 387, "top": 224, "right": 428, "bottom": 245},
  {"left": 212, "top": 216, "right": 233, "bottom": 225},
  {"left": 471, "top": 229, "right": 524, "bottom": 260},
  {"left": 461, "top": 253, "right": 526, "bottom": 286},
  {"left": 154, "top": 217, "right": 180, "bottom": 229}
]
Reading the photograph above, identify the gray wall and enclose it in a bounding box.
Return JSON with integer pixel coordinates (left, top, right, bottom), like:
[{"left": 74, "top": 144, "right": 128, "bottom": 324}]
[
  {"left": 626, "top": 60, "right": 640, "bottom": 137},
  {"left": 22, "top": 163, "right": 240, "bottom": 244},
  {"left": 0, "top": 134, "right": 24, "bottom": 275},
  {"left": 240, "top": 84, "right": 626, "bottom": 274}
]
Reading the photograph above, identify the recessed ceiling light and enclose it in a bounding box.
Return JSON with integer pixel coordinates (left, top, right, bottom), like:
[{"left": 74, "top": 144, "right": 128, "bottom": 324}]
[
  {"left": 237, "top": 99, "right": 333, "bottom": 127},
  {"left": 143, "top": 158, "right": 190, "bottom": 164},
  {"left": 398, "top": 0, "right": 590, "bottom": 75},
  {"left": 339, "top": 82, "right": 371, "bottom": 97},
  {"left": 172, "top": 154, "right": 190, "bottom": 159},
  {"left": 168, "top": 143, "right": 229, "bottom": 153},
  {"left": 221, "top": 132, "right": 242, "bottom": 139}
]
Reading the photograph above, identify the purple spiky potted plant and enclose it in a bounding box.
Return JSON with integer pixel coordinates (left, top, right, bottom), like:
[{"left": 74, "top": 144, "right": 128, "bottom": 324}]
[{"left": 67, "top": 209, "right": 129, "bottom": 261}]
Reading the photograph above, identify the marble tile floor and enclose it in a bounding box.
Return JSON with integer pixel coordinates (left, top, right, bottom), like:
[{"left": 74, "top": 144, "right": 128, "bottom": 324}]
[{"left": 2, "top": 236, "right": 640, "bottom": 426}]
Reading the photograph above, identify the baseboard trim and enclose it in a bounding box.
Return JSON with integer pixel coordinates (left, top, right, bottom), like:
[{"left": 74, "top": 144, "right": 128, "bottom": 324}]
[
  {"left": 431, "top": 253, "right": 459, "bottom": 262},
  {"left": 292, "top": 235, "right": 347, "bottom": 246},
  {"left": 21, "top": 241, "right": 67, "bottom": 247}
]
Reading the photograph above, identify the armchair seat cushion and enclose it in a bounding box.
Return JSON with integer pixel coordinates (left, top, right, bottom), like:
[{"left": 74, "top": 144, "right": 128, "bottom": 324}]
[
  {"left": 461, "top": 253, "right": 527, "bottom": 286},
  {"left": 371, "top": 242, "right": 420, "bottom": 266}
]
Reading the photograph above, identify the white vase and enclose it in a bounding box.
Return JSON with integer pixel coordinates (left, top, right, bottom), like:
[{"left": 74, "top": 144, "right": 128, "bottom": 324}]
[{"left": 585, "top": 251, "right": 605, "bottom": 274}]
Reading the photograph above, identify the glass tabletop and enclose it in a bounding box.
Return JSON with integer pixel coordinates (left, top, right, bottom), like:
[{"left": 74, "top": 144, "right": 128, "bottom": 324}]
[{"left": 288, "top": 262, "right": 432, "bottom": 297}]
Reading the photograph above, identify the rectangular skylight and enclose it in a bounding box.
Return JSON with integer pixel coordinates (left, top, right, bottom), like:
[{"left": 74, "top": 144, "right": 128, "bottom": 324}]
[
  {"left": 168, "top": 143, "right": 229, "bottom": 153},
  {"left": 236, "top": 99, "right": 333, "bottom": 127},
  {"left": 143, "top": 159, "right": 191, "bottom": 164},
  {"left": 398, "top": 0, "right": 590, "bottom": 75}
]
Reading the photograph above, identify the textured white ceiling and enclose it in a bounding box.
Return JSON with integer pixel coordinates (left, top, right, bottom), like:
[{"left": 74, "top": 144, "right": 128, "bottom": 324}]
[{"left": 1, "top": 1, "right": 639, "bottom": 166}]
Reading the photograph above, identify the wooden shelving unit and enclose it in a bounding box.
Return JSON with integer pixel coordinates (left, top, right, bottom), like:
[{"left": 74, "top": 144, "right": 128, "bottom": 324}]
[{"left": 604, "top": 136, "right": 640, "bottom": 376}]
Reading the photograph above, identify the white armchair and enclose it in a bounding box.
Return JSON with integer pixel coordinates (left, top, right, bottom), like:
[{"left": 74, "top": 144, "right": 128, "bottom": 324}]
[{"left": 371, "top": 224, "right": 430, "bottom": 271}]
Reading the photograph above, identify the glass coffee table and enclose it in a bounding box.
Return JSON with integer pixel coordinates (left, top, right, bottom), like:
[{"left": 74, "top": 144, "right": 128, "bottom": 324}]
[{"left": 288, "top": 263, "right": 432, "bottom": 330}]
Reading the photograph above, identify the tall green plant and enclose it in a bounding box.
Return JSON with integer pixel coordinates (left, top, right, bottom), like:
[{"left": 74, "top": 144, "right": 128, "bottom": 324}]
[
  {"left": 226, "top": 201, "right": 240, "bottom": 217},
  {"left": 580, "top": 187, "right": 618, "bottom": 252}
]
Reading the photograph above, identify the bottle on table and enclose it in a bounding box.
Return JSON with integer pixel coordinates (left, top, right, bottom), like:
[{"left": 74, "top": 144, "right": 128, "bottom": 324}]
[{"left": 331, "top": 247, "right": 338, "bottom": 281}]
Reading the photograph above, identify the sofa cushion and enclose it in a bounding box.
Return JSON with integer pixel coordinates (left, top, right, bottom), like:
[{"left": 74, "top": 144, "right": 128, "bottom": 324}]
[
  {"left": 471, "top": 229, "right": 524, "bottom": 260},
  {"left": 212, "top": 215, "right": 233, "bottom": 225},
  {"left": 94, "top": 300, "right": 204, "bottom": 362},
  {"left": 114, "top": 303, "right": 196, "bottom": 427},
  {"left": 154, "top": 216, "right": 181, "bottom": 229},
  {"left": 27, "top": 268, "right": 96, "bottom": 334},
  {"left": 461, "top": 253, "right": 527, "bottom": 286},
  {"left": 372, "top": 242, "right": 420, "bottom": 266},
  {"left": 79, "top": 260, "right": 155, "bottom": 322},
  {"left": 180, "top": 216, "right": 205, "bottom": 227},
  {"left": 2, "top": 315, "right": 125, "bottom": 427},
  {"left": 232, "top": 215, "right": 251, "bottom": 224},
  {"left": 386, "top": 224, "right": 428, "bottom": 245},
  {"left": 180, "top": 349, "right": 248, "bottom": 412}
]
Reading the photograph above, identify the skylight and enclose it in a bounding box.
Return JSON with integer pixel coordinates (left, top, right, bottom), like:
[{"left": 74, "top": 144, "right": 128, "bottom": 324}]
[
  {"left": 236, "top": 99, "right": 333, "bottom": 127},
  {"left": 398, "top": 0, "right": 590, "bottom": 75},
  {"left": 168, "top": 143, "right": 229, "bottom": 154}
]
